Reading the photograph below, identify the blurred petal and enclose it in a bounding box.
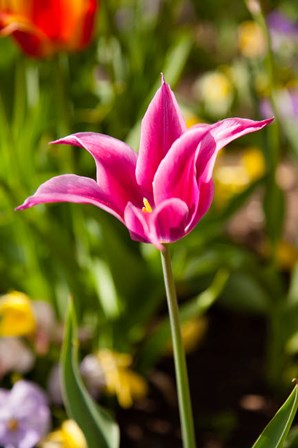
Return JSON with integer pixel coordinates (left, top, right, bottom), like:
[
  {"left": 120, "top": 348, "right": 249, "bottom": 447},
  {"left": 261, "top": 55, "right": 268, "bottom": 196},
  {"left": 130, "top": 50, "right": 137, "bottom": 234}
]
[
  {"left": 16, "top": 174, "right": 126, "bottom": 222},
  {"left": 31, "top": 0, "right": 97, "bottom": 50},
  {"left": 0, "top": 381, "right": 50, "bottom": 448},
  {"left": 43, "top": 419, "right": 87, "bottom": 448},
  {"left": 0, "top": 291, "right": 36, "bottom": 338},
  {"left": 0, "top": 0, "right": 97, "bottom": 57},
  {"left": 136, "top": 76, "right": 186, "bottom": 192},
  {"left": 0, "top": 338, "right": 34, "bottom": 378}
]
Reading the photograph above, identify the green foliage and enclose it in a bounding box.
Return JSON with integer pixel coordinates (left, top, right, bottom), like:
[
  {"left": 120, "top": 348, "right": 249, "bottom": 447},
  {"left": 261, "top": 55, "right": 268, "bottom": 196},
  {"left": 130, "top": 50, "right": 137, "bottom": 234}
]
[
  {"left": 252, "top": 386, "right": 298, "bottom": 448},
  {"left": 61, "top": 302, "right": 120, "bottom": 448}
]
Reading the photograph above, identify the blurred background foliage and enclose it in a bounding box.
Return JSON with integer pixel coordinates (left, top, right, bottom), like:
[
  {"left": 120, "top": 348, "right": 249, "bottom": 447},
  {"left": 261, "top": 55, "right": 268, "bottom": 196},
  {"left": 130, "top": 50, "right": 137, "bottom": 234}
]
[{"left": 1, "top": 0, "right": 298, "bottom": 446}]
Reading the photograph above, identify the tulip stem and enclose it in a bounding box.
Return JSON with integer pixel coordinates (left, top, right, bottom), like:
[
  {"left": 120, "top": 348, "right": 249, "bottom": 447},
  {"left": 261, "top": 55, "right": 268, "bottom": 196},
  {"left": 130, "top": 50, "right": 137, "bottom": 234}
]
[{"left": 160, "top": 245, "right": 196, "bottom": 448}]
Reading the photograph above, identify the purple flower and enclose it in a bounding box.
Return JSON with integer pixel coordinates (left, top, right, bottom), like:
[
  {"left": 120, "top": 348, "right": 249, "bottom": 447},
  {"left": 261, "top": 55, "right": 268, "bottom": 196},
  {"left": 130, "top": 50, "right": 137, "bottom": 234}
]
[
  {"left": 261, "top": 88, "right": 298, "bottom": 122},
  {"left": 267, "top": 11, "right": 298, "bottom": 36},
  {"left": 267, "top": 10, "right": 298, "bottom": 52},
  {"left": 0, "top": 380, "right": 50, "bottom": 448},
  {"left": 17, "top": 77, "right": 273, "bottom": 250}
]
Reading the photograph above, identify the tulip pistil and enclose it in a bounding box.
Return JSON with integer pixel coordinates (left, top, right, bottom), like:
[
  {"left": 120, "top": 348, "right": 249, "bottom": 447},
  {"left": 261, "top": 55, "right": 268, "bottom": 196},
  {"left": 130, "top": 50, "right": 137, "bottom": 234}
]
[{"left": 142, "top": 198, "right": 152, "bottom": 213}]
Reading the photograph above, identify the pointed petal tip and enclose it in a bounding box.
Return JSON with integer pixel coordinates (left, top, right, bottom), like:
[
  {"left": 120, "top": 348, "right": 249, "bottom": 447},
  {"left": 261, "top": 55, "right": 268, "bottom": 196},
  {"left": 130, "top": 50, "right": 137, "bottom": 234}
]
[
  {"left": 15, "top": 201, "right": 30, "bottom": 211},
  {"left": 49, "top": 135, "right": 73, "bottom": 145},
  {"left": 255, "top": 116, "right": 274, "bottom": 130},
  {"left": 49, "top": 133, "right": 85, "bottom": 145},
  {"left": 264, "top": 116, "right": 275, "bottom": 125},
  {"left": 15, "top": 194, "right": 40, "bottom": 211},
  {"left": 160, "top": 73, "right": 171, "bottom": 89},
  {"left": 49, "top": 139, "right": 60, "bottom": 145}
]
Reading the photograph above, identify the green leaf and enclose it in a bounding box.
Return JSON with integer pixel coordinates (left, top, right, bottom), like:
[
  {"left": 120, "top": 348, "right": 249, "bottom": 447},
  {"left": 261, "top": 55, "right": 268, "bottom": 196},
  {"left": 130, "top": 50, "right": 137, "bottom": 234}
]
[
  {"left": 252, "top": 385, "right": 298, "bottom": 448},
  {"left": 220, "top": 272, "right": 270, "bottom": 314},
  {"left": 61, "top": 302, "right": 120, "bottom": 448},
  {"left": 160, "top": 33, "right": 193, "bottom": 88},
  {"left": 284, "top": 425, "right": 298, "bottom": 447}
]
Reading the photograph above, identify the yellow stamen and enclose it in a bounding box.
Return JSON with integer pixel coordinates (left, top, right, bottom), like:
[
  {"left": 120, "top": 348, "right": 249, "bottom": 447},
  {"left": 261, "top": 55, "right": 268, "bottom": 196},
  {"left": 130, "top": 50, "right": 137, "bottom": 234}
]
[{"left": 142, "top": 198, "right": 152, "bottom": 213}]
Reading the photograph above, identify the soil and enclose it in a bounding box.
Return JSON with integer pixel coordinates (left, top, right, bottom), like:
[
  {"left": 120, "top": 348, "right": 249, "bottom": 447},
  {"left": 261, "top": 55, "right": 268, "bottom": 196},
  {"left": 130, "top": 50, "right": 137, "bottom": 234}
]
[{"left": 117, "top": 307, "right": 280, "bottom": 448}]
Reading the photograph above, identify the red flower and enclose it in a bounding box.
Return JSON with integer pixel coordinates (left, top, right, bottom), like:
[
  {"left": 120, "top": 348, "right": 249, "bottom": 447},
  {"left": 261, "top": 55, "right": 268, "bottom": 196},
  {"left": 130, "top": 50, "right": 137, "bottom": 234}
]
[{"left": 0, "top": 0, "right": 98, "bottom": 57}]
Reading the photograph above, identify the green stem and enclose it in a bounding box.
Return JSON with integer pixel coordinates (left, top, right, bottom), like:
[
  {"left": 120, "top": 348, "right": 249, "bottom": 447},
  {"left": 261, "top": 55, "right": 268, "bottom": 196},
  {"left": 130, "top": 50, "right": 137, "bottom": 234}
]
[{"left": 160, "top": 245, "right": 196, "bottom": 448}]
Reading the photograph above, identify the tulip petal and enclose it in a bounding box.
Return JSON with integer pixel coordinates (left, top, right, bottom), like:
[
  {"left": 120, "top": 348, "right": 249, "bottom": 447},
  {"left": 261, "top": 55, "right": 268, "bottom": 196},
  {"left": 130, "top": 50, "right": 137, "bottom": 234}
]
[
  {"left": 136, "top": 77, "right": 186, "bottom": 193},
  {"left": 153, "top": 126, "right": 209, "bottom": 213},
  {"left": 154, "top": 117, "right": 273, "bottom": 229},
  {"left": 124, "top": 203, "right": 151, "bottom": 244},
  {"left": 0, "top": 0, "right": 97, "bottom": 57},
  {"left": 124, "top": 198, "right": 189, "bottom": 248},
  {"left": 52, "top": 132, "right": 141, "bottom": 214},
  {"left": 0, "top": 12, "right": 48, "bottom": 57},
  {"left": 195, "top": 117, "right": 274, "bottom": 182},
  {"left": 150, "top": 198, "right": 190, "bottom": 245},
  {"left": 185, "top": 180, "right": 215, "bottom": 233},
  {"left": 30, "top": 1, "right": 97, "bottom": 51},
  {"left": 188, "top": 118, "right": 273, "bottom": 228},
  {"left": 16, "top": 174, "right": 125, "bottom": 222}
]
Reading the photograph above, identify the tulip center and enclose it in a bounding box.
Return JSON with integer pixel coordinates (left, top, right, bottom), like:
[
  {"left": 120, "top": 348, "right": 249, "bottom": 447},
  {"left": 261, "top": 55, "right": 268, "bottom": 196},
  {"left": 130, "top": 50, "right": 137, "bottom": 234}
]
[{"left": 142, "top": 198, "right": 152, "bottom": 213}]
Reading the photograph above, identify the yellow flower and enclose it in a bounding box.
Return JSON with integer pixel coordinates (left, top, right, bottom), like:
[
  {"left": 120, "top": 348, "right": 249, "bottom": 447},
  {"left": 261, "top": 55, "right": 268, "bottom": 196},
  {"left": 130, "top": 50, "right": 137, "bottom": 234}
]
[
  {"left": 241, "top": 146, "right": 266, "bottom": 180},
  {"left": 165, "top": 317, "right": 208, "bottom": 355},
  {"left": 195, "top": 70, "right": 233, "bottom": 116},
  {"left": 238, "top": 21, "right": 266, "bottom": 58},
  {"left": 214, "top": 146, "right": 265, "bottom": 206},
  {"left": 261, "top": 240, "right": 298, "bottom": 270},
  {"left": 0, "top": 291, "right": 36, "bottom": 337},
  {"left": 214, "top": 165, "right": 249, "bottom": 205},
  {"left": 184, "top": 112, "right": 203, "bottom": 128},
  {"left": 277, "top": 242, "right": 298, "bottom": 270},
  {"left": 97, "top": 349, "right": 148, "bottom": 408},
  {"left": 181, "top": 317, "right": 208, "bottom": 353},
  {"left": 41, "top": 420, "right": 87, "bottom": 448}
]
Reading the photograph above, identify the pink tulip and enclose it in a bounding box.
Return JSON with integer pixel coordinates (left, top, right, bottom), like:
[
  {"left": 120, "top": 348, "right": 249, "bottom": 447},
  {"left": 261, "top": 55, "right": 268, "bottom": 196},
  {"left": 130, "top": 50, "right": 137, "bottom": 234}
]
[{"left": 17, "top": 77, "right": 273, "bottom": 249}]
